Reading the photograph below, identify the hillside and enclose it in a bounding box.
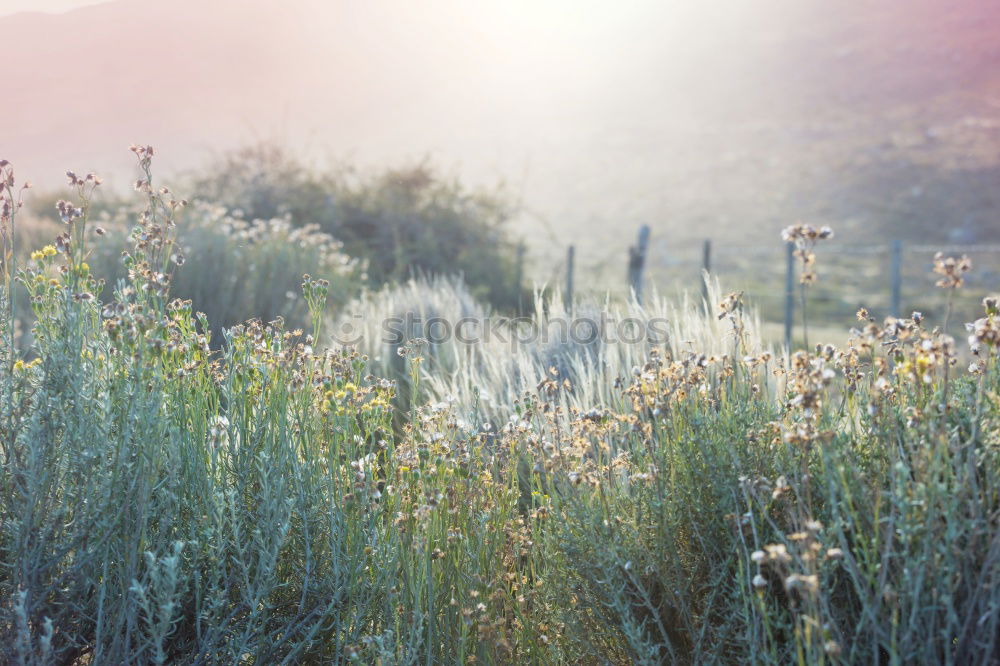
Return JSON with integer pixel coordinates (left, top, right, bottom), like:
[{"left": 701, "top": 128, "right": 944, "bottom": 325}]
[{"left": 3, "top": 0, "right": 1000, "bottom": 271}]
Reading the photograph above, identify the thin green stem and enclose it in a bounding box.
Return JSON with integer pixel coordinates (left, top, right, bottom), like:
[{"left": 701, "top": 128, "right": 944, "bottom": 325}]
[{"left": 799, "top": 279, "right": 809, "bottom": 351}]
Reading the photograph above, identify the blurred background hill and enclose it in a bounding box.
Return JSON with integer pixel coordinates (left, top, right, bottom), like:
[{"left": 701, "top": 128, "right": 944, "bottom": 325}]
[{"left": 3, "top": 0, "right": 1000, "bottom": 292}]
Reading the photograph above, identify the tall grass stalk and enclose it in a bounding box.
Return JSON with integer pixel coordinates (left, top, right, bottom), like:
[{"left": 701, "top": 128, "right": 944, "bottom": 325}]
[{"left": 343, "top": 276, "right": 772, "bottom": 426}]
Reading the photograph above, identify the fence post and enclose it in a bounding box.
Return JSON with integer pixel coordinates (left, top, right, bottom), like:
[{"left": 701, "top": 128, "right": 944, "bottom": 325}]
[
  {"left": 627, "top": 224, "right": 651, "bottom": 304},
  {"left": 701, "top": 238, "right": 712, "bottom": 305},
  {"left": 565, "top": 245, "right": 575, "bottom": 312},
  {"left": 890, "top": 240, "right": 902, "bottom": 318},
  {"left": 784, "top": 241, "right": 795, "bottom": 351}
]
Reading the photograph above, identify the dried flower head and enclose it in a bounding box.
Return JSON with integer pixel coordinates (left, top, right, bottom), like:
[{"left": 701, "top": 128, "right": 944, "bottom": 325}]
[
  {"left": 933, "top": 252, "right": 972, "bottom": 289},
  {"left": 781, "top": 223, "right": 834, "bottom": 284}
]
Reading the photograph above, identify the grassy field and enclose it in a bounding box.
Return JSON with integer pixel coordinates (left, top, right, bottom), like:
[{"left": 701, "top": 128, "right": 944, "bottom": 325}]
[{"left": 2, "top": 154, "right": 999, "bottom": 664}]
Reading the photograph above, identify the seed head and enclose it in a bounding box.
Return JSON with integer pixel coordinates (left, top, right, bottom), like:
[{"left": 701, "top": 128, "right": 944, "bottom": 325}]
[{"left": 933, "top": 252, "right": 971, "bottom": 289}]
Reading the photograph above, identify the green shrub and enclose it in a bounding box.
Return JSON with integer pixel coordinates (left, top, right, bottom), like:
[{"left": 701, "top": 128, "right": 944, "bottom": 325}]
[
  {"left": 190, "top": 143, "right": 525, "bottom": 310},
  {"left": 19, "top": 199, "right": 363, "bottom": 346},
  {"left": 91, "top": 203, "right": 364, "bottom": 342}
]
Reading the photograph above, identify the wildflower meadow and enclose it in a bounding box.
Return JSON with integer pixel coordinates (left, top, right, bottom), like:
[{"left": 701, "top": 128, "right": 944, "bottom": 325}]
[{"left": 1, "top": 149, "right": 998, "bottom": 664}]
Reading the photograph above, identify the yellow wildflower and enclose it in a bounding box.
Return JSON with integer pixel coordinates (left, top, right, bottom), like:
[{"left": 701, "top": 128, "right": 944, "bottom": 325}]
[
  {"left": 12, "top": 358, "right": 41, "bottom": 372},
  {"left": 30, "top": 245, "right": 57, "bottom": 261},
  {"left": 915, "top": 355, "right": 932, "bottom": 373}
]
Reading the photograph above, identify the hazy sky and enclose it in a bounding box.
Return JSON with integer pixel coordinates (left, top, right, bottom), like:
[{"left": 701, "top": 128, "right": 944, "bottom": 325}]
[
  {"left": 0, "top": 0, "right": 105, "bottom": 15},
  {"left": 6, "top": 0, "right": 782, "bottom": 191},
  {"left": 5, "top": 0, "right": 998, "bottom": 275}
]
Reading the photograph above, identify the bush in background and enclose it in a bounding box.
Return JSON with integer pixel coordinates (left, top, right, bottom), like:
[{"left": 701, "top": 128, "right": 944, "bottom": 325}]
[
  {"left": 91, "top": 202, "right": 363, "bottom": 343},
  {"left": 15, "top": 199, "right": 363, "bottom": 346},
  {"left": 190, "top": 143, "right": 525, "bottom": 310}
]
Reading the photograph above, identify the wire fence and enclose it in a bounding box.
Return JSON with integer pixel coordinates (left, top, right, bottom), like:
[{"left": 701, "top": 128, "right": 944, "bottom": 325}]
[
  {"left": 644, "top": 237, "right": 1000, "bottom": 345},
  {"left": 526, "top": 221, "right": 998, "bottom": 346}
]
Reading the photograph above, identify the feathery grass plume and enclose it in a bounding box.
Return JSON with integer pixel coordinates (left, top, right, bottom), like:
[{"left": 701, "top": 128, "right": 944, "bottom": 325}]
[{"left": 343, "top": 274, "right": 772, "bottom": 427}]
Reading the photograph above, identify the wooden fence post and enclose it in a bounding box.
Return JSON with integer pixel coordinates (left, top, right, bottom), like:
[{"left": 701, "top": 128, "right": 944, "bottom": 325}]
[
  {"left": 890, "top": 240, "right": 902, "bottom": 318},
  {"left": 565, "top": 245, "right": 575, "bottom": 312},
  {"left": 627, "top": 225, "right": 651, "bottom": 304},
  {"left": 784, "top": 241, "right": 795, "bottom": 351},
  {"left": 701, "top": 238, "right": 712, "bottom": 305}
]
